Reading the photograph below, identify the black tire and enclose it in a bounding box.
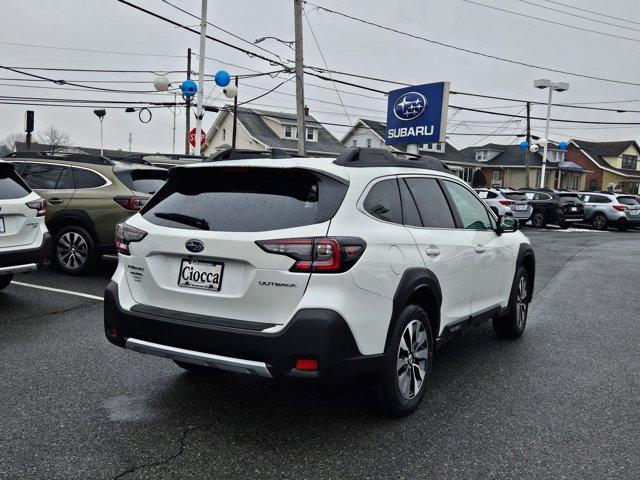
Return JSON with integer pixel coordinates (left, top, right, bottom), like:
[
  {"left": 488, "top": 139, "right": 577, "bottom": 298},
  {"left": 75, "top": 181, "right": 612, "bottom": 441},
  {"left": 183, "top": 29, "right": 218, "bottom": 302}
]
[
  {"left": 493, "top": 266, "right": 530, "bottom": 339},
  {"left": 558, "top": 222, "right": 569, "bottom": 229},
  {"left": 618, "top": 223, "right": 628, "bottom": 232},
  {"left": 0, "top": 274, "right": 13, "bottom": 291},
  {"left": 531, "top": 212, "right": 546, "bottom": 228},
  {"left": 378, "top": 304, "right": 433, "bottom": 417},
  {"left": 53, "top": 226, "right": 96, "bottom": 276},
  {"left": 592, "top": 213, "right": 607, "bottom": 231},
  {"left": 173, "top": 360, "right": 216, "bottom": 374}
]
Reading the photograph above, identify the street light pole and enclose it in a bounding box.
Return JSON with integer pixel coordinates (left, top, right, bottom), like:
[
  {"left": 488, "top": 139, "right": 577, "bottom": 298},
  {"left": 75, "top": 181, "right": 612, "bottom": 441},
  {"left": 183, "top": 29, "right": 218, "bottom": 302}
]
[
  {"left": 534, "top": 79, "right": 569, "bottom": 188},
  {"left": 293, "top": 0, "right": 306, "bottom": 157},
  {"left": 194, "top": 0, "right": 208, "bottom": 156}
]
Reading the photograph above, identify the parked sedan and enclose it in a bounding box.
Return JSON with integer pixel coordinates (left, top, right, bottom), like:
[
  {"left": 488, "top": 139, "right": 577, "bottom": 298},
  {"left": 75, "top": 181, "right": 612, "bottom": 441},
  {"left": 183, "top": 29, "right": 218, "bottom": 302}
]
[
  {"left": 578, "top": 192, "right": 640, "bottom": 231},
  {"left": 475, "top": 188, "right": 532, "bottom": 223}
]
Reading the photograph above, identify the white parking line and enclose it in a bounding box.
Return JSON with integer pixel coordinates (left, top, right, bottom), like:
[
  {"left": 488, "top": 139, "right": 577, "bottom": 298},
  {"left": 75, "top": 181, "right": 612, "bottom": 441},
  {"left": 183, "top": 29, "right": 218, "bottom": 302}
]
[{"left": 9, "top": 281, "right": 104, "bottom": 301}]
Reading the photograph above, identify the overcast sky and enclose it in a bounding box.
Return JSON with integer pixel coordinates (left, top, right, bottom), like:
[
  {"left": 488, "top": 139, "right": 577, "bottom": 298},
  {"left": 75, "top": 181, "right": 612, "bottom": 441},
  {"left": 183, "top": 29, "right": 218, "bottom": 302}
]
[{"left": 1, "top": 0, "right": 640, "bottom": 153}]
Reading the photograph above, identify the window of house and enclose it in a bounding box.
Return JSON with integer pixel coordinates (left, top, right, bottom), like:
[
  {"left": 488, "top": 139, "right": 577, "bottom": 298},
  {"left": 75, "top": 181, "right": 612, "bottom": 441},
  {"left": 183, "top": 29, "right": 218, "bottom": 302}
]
[
  {"left": 475, "top": 150, "right": 486, "bottom": 161},
  {"left": 456, "top": 167, "right": 475, "bottom": 183},
  {"left": 589, "top": 179, "right": 598, "bottom": 191},
  {"left": 352, "top": 139, "right": 357, "bottom": 147},
  {"left": 306, "top": 128, "right": 315, "bottom": 141},
  {"left": 492, "top": 171, "right": 501, "bottom": 182},
  {"left": 627, "top": 181, "right": 640, "bottom": 194},
  {"left": 366, "top": 138, "right": 371, "bottom": 148},
  {"left": 622, "top": 155, "right": 638, "bottom": 170},
  {"left": 284, "top": 125, "right": 296, "bottom": 139}
]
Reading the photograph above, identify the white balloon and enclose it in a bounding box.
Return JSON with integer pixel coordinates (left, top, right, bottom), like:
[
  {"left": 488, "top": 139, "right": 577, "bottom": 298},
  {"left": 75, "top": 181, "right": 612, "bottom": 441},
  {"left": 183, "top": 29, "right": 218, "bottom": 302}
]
[
  {"left": 223, "top": 84, "right": 238, "bottom": 99},
  {"left": 529, "top": 144, "right": 539, "bottom": 153},
  {"left": 153, "top": 75, "right": 170, "bottom": 92},
  {"left": 537, "top": 137, "right": 548, "bottom": 147}
]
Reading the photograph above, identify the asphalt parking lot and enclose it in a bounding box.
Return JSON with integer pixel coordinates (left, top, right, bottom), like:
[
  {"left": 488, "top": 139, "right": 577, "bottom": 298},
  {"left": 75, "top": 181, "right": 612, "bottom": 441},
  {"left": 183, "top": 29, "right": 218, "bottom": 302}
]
[{"left": 2, "top": 227, "right": 639, "bottom": 480}]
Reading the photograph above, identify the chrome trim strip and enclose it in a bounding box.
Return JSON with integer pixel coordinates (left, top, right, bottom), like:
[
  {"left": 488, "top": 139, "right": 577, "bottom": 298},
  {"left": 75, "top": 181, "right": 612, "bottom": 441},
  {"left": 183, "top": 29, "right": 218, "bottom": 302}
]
[
  {"left": 125, "top": 338, "right": 273, "bottom": 378},
  {"left": 0, "top": 263, "right": 37, "bottom": 274}
]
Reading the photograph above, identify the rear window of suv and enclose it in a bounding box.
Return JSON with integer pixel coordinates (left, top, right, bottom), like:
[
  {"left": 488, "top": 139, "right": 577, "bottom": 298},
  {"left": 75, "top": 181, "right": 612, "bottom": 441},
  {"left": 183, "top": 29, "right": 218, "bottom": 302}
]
[
  {"left": 141, "top": 167, "right": 348, "bottom": 232},
  {"left": 115, "top": 169, "right": 167, "bottom": 194},
  {"left": 558, "top": 194, "right": 581, "bottom": 202},
  {"left": 502, "top": 192, "right": 528, "bottom": 201},
  {"left": 0, "top": 163, "right": 31, "bottom": 199},
  {"left": 618, "top": 196, "right": 639, "bottom": 205}
]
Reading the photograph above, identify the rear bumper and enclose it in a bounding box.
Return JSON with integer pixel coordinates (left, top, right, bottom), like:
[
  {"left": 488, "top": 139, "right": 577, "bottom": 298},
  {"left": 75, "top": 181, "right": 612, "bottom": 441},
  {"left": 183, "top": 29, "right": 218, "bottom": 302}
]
[
  {"left": 104, "top": 282, "right": 383, "bottom": 379},
  {"left": 0, "top": 233, "right": 51, "bottom": 274}
]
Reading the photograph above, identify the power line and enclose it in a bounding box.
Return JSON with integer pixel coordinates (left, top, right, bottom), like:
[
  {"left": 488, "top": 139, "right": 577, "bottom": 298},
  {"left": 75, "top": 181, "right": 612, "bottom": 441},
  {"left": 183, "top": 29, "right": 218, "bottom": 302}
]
[
  {"left": 463, "top": 0, "right": 640, "bottom": 44},
  {"left": 512, "top": 0, "right": 640, "bottom": 34},
  {"left": 303, "top": 1, "right": 640, "bottom": 87},
  {"left": 0, "top": 40, "right": 187, "bottom": 58},
  {"left": 541, "top": 0, "right": 640, "bottom": 27},
  {"left": 2, "top": 66, "right": 186, "bottom": 74}
]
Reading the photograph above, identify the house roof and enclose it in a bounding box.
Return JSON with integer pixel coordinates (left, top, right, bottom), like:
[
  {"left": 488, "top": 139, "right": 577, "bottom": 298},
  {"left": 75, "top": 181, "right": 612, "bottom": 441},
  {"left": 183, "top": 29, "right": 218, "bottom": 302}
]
[
  {"left": 572, "top": 139, "right": 640, "bottom": 178},
  {"left": 224, "top": 107, "right": 345, "bottom": 155},
  {"left": 13, "top": 141, "right": 171, "bottom": 158},
  {"left": 452, "top": 143, "right": 566, "bottom": 168}
]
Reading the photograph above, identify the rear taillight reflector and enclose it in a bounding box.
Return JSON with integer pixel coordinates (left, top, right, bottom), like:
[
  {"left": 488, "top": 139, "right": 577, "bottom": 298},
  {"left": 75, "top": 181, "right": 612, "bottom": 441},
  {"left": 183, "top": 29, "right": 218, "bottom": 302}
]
[
  {"left": 613, "top": 204, "right": 626, "bottom": 211},
  {"left": 25, "top": 198, "right": 47, "bottom": 217},
  {"left": 115, "top": 223, "right": 147, "bottom": 255},
  {"left": 256, "top": 237, "right": 366, "bottom": 273},
  {"left": 498, "top": 199, "right": 513, "bottom": 206},
  {"left": 295, "top": 359, "right": 318, "bottom": 371},
  {"left": 113, "top": 196, "right": 149, "bottom": 212}
]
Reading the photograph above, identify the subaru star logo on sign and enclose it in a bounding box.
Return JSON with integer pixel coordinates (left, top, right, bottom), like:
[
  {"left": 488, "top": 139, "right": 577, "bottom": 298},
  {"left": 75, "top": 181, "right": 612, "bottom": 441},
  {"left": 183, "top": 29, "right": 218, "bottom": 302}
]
[
  {"left": 185, "top": 239, "right": 205, "bottom": 253},
  {"left": 386, "top": 81, "right": 450, "bottom": 146}
]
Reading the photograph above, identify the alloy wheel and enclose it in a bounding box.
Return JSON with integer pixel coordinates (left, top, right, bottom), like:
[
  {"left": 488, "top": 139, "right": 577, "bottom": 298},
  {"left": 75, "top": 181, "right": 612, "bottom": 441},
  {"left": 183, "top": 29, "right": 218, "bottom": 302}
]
[
  {"left": 397, "top": 320, "right": 429, "bottom": 399},
  {"left": 516, "top": 276, "right": 528, "bottom": 329},
  {"left": 57, "top": 232, "right": 88, "bottom": 270},
  {"left": 593, "top": 215, "right": 607, "bottom": 230},
  {"left": 532, "top": 213, "right": 545, "bottom": 228}
]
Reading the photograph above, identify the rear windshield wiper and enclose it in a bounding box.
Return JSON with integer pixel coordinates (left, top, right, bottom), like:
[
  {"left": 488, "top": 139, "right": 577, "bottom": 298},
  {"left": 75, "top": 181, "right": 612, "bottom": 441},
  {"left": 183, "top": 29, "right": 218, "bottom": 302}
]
[{"left": 154, "top": 212, "right": 209, "bottom": 230}]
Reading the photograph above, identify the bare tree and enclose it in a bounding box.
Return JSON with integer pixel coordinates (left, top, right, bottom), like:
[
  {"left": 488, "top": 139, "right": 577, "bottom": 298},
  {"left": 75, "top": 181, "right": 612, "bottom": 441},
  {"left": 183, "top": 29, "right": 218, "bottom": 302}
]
[
  {"left": 1, "top": 132, "right": 25, "bottom": 152},
  {"left": 37, "top": 125, "right": 71, "bottom": 153}
]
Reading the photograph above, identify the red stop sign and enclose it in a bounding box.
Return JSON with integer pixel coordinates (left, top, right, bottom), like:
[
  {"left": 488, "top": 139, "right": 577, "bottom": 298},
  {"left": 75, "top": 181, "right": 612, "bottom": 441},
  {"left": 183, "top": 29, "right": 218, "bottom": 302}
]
[{"left": 189, "top": 128, "right": 206, "bottom": 148}]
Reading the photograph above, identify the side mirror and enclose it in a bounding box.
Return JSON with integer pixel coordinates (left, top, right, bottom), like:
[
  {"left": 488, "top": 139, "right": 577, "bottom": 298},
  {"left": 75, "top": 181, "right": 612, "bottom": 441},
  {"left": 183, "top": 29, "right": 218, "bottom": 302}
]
[{"left": 497, "top": 215, "right": 518, "bottom": 234}]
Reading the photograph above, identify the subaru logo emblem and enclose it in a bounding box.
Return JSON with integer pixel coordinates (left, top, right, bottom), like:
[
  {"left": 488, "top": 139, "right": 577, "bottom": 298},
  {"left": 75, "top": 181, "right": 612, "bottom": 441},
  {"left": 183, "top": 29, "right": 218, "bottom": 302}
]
[
  {"left": 393, "top": 92, "right": 427, "bottom": 121},
  {"left": 185, "top": 239, "right": 204, "bottom": 253}
]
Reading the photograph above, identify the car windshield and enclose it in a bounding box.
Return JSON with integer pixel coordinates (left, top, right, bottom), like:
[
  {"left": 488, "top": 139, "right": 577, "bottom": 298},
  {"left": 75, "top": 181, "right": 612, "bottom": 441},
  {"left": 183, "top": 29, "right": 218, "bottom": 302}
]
[
  {"left": 502, "top": 192, "right": 528, "bottom": 201},
  {"left": 618, "top": 196, "right": 639, "bottom": 205}
]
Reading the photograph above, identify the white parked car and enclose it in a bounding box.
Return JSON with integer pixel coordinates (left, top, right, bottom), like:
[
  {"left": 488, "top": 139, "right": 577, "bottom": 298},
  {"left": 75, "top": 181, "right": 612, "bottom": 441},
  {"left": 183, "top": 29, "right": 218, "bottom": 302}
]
[
  {"left": 0, "top": 161, "right": 51, "bottom": 290},
  {"left": 104, "top": 149, "right": 536, "bottom": 416}
]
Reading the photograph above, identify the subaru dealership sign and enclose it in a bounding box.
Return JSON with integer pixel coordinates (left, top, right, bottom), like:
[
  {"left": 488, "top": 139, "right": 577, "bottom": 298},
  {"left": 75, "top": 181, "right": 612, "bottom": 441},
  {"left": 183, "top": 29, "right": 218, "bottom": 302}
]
[{"left": 385, "top": 82, "right": 450, "bottom": 146}]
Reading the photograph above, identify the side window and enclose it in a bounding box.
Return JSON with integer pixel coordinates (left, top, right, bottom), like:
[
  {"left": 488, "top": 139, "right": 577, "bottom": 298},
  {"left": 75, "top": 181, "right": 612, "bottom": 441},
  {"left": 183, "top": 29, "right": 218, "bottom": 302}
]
[
  {"left": 404, "top": 178, "right": 456, "bottom": 228},
  {"left": 486, "top": 191, "right": 499, "bottom": 199},
  {"left": 477, "top": 190, "right": 488, "bottom": 199},
  {"left": 363, "top": 179, "right": 402, "bottom": 224},
  {"left": 56, "top": 167, "right": 74, "bottom": 189},
  {"left": 21, "top": 163, "right": 64, "bottom": 189},
  {"left": 398, "top": 179, "right": 422, "bottom": 227},
  {"left": 443, "top": 180, "right": 492, "bottom": 230},
  {"left": 73, "top": 168, "right": 106, "bottom": 189},
  {"left": 11, "top": 162, "right": 26, "bottom": 175}
]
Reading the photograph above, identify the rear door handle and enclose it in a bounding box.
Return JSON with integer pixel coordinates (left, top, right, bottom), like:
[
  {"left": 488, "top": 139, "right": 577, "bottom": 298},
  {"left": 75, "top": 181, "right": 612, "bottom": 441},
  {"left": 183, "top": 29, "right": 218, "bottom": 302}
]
[
  {"left": 475, "top": 245, "right": 487, "bottom": 253},
  {"left": 425, "top": 246, "right": 440, "bottom": 257},
  {"left": 48, "top": 198, "right": 64, "bottom": 205}
]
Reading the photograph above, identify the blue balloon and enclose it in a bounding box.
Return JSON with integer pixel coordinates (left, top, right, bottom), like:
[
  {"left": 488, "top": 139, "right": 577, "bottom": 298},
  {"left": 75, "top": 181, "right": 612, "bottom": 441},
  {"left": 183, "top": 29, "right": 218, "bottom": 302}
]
[
  {"left": 180, "top": 80, "right": 197, "bottom": 97},
  {"left": 214, "top": 70, "right": 231, "bottom": 87},
  {"left": 519, "top": 140, "right": 529, "bottom": 151},
  {"left": 559, "top": 141, "right": 569, "bottom": 151}
]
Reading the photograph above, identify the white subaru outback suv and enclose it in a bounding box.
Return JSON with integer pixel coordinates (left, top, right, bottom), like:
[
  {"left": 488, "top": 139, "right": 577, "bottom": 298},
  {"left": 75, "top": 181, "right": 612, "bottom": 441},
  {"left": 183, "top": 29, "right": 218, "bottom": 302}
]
[
  {"left": 105, "top": 148, "right": 535, "bottom": 416},
  {"left": 0, "top": 161, "right": 51, "bottom": 290}
]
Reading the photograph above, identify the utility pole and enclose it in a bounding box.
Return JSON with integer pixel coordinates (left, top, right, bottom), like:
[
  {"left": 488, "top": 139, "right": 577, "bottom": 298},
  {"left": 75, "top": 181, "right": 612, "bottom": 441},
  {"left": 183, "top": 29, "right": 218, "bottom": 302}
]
[
  {"left": 185, "top": 48, "right": 192, "bottom": 155},
  {"left": 525, "top": 101, "right": 531, "bottom": 188},
  {"left": 232, "top": 76, "right": 239, "bottom": 148},
  {"left": 293, "top": 0, "right": 306, "bottom": 157},
  {"left": 194, "top": 0, "right": 208, "bottom": 156},
  {"left": 172, "top": 92, "right": 177, "bottom": 154},
  {"left": 128, "top": 132, "right": 133, "bottom": 152}
]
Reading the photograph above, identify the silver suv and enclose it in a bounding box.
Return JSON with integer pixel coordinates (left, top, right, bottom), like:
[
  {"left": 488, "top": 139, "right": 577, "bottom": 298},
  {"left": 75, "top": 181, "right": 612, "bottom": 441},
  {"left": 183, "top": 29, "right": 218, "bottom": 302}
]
[
  {"left": 578, "top": 192, "right": 640, "bottom": 231},
  {"left": 475, "top": 188, "right": 532, "bottom": 223}
]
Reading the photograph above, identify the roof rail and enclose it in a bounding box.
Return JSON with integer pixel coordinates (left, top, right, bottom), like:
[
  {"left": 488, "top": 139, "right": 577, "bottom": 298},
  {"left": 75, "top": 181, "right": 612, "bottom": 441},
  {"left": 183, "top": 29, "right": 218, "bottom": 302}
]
[
  {"left": 204, "top": 148, "right": 292, "bottom": 162},
  {"left": 333, "top": 147, "right": 451, "bottom": 173},
  {"left": 4, "top": 151, "right": 63, "bottom": 159},
  {"left": 106, "top": 154, "right": 154, "bottom": 166}
]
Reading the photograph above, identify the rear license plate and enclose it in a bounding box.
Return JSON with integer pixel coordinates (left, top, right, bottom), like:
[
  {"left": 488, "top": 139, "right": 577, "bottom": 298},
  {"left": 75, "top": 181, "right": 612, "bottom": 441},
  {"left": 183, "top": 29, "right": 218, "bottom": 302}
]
[
  {"left": 630, "top": 210, "right": 639, "bottom": 216},
  {"left": 514, "top": 205, "right": 527, "bottom": 211},
  {"left": 571, "top": 207, "right": 577, "bottom": 212},
  {"left": 0, "top": 217, "right": 4, "bottom": 234},
  {"left": 178, "top": 258, "right": 224, "bottom": 291}
]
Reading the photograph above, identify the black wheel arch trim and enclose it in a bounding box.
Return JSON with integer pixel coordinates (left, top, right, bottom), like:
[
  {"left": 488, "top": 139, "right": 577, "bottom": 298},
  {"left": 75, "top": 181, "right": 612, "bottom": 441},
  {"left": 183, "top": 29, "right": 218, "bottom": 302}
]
[
  {"left": 515, "top": 243, "right": 535, "bottom": 302},
  {"left": 48, "top": 210, "right": 99, "bottom": 244},
  {"left": 387, "top": 267, "right": 443, "bottom": 349}
]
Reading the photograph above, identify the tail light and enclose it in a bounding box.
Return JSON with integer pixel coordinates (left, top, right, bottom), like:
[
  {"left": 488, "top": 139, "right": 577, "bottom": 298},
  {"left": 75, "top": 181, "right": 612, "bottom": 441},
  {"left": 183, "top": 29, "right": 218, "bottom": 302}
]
[
  {"left": 25, "top": 198, "right": 47, "bottom": 217},
  {"left": 498, "top": 199, "right": 513, "bottom": 206},
  {"left": 613, "top": 204, "right": 627, "bottom": 211},
  {"left": 256, "top": 237, "right": 366, "bottom": 273},
  {"left": 115, "top": 223, "right": 147, "bottom": 255},
  {"left": 113, "top": 196, "right": 149, "bottom": 212}
]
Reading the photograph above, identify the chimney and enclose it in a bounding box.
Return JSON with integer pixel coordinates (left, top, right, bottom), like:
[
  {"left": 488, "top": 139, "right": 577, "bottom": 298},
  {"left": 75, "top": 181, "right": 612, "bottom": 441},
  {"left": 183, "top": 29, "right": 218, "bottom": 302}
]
[{"left": 304, "top": 105, "right": 309, "bottom": 117}]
